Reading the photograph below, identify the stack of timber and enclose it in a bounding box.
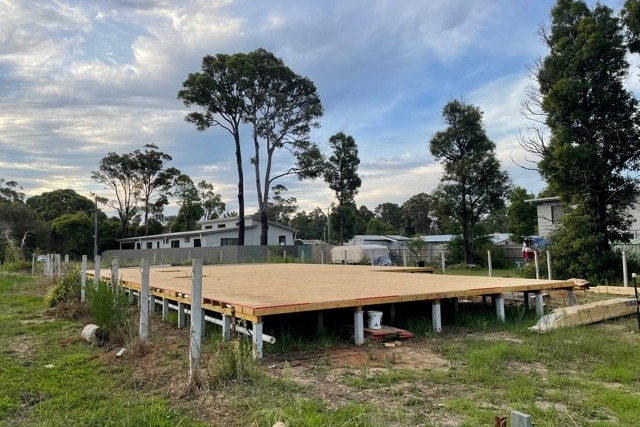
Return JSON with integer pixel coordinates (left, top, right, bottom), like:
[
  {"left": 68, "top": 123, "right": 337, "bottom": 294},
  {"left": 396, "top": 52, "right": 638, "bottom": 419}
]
[
  {"left": 569, "top": 278, "right": 590, "bottom": 290},
  {"left": 530, "top": 297, "right": 638, "bottom": 332},
  {"left": 342, "top": 325, "right": 415, "bottom": 340},
  {"left": 588, "top": 286, "right": 636, "bottom": 296}
]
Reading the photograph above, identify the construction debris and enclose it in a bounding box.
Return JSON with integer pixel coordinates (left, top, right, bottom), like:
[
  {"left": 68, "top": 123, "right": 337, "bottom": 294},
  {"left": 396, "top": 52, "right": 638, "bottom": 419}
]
[
  {"left": 530, "top": 298, "right": 637, "bottom": 332},
  {"left": 569, "top": 278, "right": 590, "bottom": 290},
  {"left": 342, "top": 324, "right": 414, "bottom": 341}
]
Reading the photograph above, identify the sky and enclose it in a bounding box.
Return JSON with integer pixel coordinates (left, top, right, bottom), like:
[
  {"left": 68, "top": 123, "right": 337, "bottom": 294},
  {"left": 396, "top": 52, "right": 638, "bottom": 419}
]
[{"left": 0, "top": 0, "right": 631, "bottom": 217}]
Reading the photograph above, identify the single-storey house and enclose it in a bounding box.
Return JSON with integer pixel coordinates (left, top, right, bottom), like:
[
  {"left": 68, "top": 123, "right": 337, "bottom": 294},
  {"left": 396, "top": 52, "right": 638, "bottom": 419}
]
[{"left": 117, "top": 215, "right": 297, "bottom": 250}]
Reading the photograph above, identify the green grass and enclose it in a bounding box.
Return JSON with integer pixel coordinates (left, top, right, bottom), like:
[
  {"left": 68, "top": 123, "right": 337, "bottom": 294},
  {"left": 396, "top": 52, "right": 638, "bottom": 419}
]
[
  {"left": 0, "top": 273, "right": 206, "bottom": 427},
  {"left": 2, "top": 272, "right": 640, "bottom": 426}
]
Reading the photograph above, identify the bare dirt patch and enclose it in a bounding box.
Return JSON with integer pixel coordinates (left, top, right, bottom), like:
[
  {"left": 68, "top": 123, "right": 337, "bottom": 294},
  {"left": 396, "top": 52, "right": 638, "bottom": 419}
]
[{"left": 9, "top": 335, "right": 38, "bottom": 361}]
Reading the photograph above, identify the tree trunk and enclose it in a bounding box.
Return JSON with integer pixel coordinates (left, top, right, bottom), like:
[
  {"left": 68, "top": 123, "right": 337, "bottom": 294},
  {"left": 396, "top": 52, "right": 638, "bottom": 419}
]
[
  {"left": 462, "top": 223, "right": 472, "bottom": 265},
  {"left": 234, "top": 134, "right": 245, "bottom": 246},
  {"left": 260, "top": 209, "right": 269, "bottom": 246},
  {"left": 144, "top": 201, "right": 149, "bottom": 235},
  {"left": 339, "top": 207, "right": 344, "bottom": 245}
]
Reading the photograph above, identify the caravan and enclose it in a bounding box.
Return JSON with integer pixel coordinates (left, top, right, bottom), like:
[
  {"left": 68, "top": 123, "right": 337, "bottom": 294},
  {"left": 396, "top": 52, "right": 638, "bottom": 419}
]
[{"left": 330, "top": 244, "right": 392, "bottom": 265}]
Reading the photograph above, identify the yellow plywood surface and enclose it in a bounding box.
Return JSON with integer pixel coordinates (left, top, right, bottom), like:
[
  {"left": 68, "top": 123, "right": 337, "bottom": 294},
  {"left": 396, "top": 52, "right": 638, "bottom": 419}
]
[{"left": 104, "top": 264, "right": 573, "bottom": 318}]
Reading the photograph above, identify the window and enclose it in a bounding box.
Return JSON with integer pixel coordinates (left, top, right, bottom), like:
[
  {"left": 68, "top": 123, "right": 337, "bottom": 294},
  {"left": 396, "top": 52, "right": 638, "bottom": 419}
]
[
  {"left": 279, "top": 235, "right": 286, "bottom": 245},
  {"left": 205, "top": 225, "right": 212, "bottom": 229},
  {"left": 220, "top": 238, "right": 238, "bottom": 246},
  {"left": 217, "top": 224, "right": 226, "bottom": 228},
  {"left": 194, "top": 238, "right": 201, "bottom": 247},
  {"left": 551, "top": 205, "right": 564, "bottom": 224},
  {"left": 156, "top": 242, "right": 160, "bottom": 248},
  {"left": 136, "top": 243, "right": 141, "bottom": 249},
  {"left": 163, "top": 237, "right": 169, "bottom": 244},
  {"left": 146, "top": 242, "right": 152, "bottom": 249},
  {"left": 171, "top": 240, "right": 180, "bottom": 248},
  {"left": 185, "top": 237, "right": 190, "bottom": 243}
]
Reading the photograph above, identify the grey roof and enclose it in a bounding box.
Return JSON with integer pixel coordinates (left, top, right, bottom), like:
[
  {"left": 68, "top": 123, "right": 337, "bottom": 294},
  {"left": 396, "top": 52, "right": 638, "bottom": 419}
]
[
  {"left": 419, "top": 235, "right": 456, "bottom": 243},
  {"left": 418, "top": 233, "right": 512, "bottom": 244}
]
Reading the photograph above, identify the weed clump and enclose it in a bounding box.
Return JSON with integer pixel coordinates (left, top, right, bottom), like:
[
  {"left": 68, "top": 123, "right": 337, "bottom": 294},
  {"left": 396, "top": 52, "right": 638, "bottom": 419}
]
[
  {"left": 207, "top": 333, "right": 260, "bottom": 386},
  {"left": 86, "top": 280, "right": 132, "bottom": 342},
  {"left": 44, "top": 268, "right": 81, "bottom": 307}
]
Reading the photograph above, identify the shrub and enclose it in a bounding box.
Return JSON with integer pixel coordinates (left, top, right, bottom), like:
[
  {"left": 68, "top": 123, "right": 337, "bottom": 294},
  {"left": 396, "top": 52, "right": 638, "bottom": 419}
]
[
  {"left": 86, "top": 280, "right": 131, "bottom": 340},
  {"left": 549, "top": 206, "right": 626, "bottom": 283},
  {"left": 44, "top": 269, "right": 81, "bottom": 307},
  {"left": 1, "top": 260, "right": 32, "bottom": 273},
  {"left": 517, "top": 262, "right": 537, "bottom": 279}
]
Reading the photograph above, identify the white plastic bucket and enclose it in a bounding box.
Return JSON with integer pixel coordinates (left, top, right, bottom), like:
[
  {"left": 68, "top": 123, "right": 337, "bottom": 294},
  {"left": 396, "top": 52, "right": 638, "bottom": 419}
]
[{"left": 367, "top": 310, "right": 383, "bottom": 329}]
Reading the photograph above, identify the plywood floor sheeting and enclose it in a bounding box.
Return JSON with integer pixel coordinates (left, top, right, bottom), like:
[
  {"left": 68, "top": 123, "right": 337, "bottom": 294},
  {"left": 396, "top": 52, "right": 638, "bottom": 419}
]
[{"left": 110, "top": 264, "right": 574, "bottom": 321}]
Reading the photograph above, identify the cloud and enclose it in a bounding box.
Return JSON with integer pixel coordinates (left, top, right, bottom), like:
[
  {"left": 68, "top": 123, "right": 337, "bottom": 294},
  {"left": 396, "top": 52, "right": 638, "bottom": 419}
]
[{"left": 1, "top": 0, "right": 620, "bottom": 219}]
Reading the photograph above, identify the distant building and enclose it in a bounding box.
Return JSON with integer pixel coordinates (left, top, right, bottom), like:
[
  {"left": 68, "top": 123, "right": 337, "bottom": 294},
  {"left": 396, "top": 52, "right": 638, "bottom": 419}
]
[
  {"left": 117, "top": 215, "right": 297, "bottom": 249},
  {"left": 526, "top": 196, "right": 640, "bottom": 239},
  {"left": 524, "top": 196, "right": 564, "bottom": 238}
]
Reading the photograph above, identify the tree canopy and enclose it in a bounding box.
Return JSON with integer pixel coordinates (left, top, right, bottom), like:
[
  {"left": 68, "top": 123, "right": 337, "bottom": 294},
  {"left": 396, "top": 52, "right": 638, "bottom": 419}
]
[
  {"left": 401, "top": 193, "right": 436, "bottom": 236},
  {"left": 197, "top": 180, "right": 225, "bottom": 221},
  {"left": 241, "top": 49, "right": 324, "bottom": 244},
  {"left": 91, "top": 152, "right": 140, "bottom": 238},
  {"left": 171, "top": 174, "right": 202, "bottom": 232},
  {"left": 506, "top": 186, "right": 537, "bottom": 241},
  {"left": 26, "top": 189, "right": 97, "bottom": 223},
  {"left": 523, "top": 0, "right": 640, "bottom": 279},
  {"left": 178, "top": 52, "right": 252, "bottom": 245},
  {"left": 0, "top": 179, "right": 24, "bottom": 204},
  {"left": 324, "top": 132, "right": 362, "bottom": 244},
  {"left": 429, "top": 99, "right": 510, "bottom": 264},
  {"left": 132, "top": 144, "right": 180, "bottom": 235}
]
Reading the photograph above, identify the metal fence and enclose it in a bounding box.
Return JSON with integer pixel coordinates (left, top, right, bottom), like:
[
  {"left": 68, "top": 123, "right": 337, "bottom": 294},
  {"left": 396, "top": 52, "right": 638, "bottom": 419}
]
[
  {"left": 101, "top": 243, "right": 527, "bottom": 269},
  {"left": 394, "top": 244, "right": 525, "bottom": 269},
  {"left": 612, "top": 243, "right": 640, "bottom": 257},
  {"left": 101, "top": 244, "right": 333, "bottom": 267}
]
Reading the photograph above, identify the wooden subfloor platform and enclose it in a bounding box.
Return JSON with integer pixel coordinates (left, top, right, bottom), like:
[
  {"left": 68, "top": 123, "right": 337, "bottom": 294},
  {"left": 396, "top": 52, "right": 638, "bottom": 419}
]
[
  {"left": 94, "top": 264, "right": 577, "bottom": 358},
  {"left": 109, "top": 264, "right": 573, "bottom": 322}
]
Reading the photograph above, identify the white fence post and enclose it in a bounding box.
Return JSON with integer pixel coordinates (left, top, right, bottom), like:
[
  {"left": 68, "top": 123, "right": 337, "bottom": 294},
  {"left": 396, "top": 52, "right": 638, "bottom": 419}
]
[
  {"left": 94, "top": 255, "right": 101, "bottom": 290},
  {"left": 111, "top": 257, "right": 119, "bottom": 287},
  {"left": 139, "top": 258, "right": 149, "bottom": 342},
  {"left": 81, "top": 255, "right": 87, "bottom": 303},
  {"left": 623, "top": 250, "right": 628, "bottom": 287},
  {"left": 189, "top": 259, "right": 203, "bottom": 387}
]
